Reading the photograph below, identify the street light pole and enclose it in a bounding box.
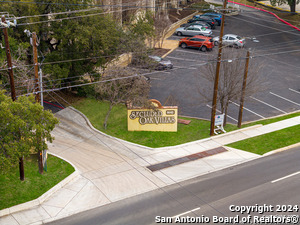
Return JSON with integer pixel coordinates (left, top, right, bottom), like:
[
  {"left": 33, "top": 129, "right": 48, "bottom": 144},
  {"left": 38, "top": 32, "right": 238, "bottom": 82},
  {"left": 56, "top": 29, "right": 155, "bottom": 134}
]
[
  {"left": 32, "top": 32, "right": 40, "bottom": 103},
  {"left": 210, "top": 0, "right": 228, "bottom": 136},
  {"left": 237, "top": 50, "right": 250, "bottom": 128}
]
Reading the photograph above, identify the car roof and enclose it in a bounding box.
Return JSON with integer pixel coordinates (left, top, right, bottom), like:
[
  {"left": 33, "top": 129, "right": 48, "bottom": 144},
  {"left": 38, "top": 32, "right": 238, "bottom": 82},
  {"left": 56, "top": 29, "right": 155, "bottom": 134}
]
[
  {"left": 204, "top": 12, "right": 221, "bottom": 15},
  {"left": 189, "top": 25, "right": 205, "bottom": 28}
]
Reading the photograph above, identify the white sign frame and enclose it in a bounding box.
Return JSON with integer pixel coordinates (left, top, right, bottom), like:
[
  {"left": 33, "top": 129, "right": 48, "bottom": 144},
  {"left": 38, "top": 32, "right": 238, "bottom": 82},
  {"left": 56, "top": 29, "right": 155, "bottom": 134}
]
[{"left": 214, "top": 114, "right": 226, "bottom": 134}]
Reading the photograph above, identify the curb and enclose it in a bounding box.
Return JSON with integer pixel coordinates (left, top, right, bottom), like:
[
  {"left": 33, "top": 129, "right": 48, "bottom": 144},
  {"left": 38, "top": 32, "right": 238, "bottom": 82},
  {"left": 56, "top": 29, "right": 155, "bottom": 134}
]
[
  {"left": 68, "top": 106, "right": 154, "bottom": 151},
  {"left": 153, "top": 124, "right": 263, "bottom": 151},
  {"left": 263, "top": 142, "right": 300, "bottom": 156},
  {"left": 228, "top": 0, "right": 300, "bottom": 31},
  {"left": 0, "top": 153, "right": 79, "bottom": 217}
]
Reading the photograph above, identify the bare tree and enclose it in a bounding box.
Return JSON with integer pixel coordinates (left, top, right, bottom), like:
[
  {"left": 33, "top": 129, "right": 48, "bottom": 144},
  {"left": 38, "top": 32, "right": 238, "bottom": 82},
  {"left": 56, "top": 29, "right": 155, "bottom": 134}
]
[
  {"left": 198, "top": 49, "right": 265, "bottom": 125},
  {"left": 0, "top": 46, "right": 36, "bottom": 96},
  {"left": 95, "top": 67, "right": 150, "bottom": 129},
  {"left": 153, "top": 11, "right": 172, "bottom": 49}
]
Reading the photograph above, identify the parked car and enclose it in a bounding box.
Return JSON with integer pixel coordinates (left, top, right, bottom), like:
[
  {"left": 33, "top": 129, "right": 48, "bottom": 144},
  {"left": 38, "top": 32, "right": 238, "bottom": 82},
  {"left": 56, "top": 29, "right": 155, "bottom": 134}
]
[
  {"left": 201, "top": 13, "right": 222, "bottom": 25},
  {"left": 175, "top": 25, "right": 212, "bottom": 37},
  {"left": 149, "top": 55, "right": 173, "bottom": 70},
  {"left": 213, "top": 34, "right": 245, "bottom": 48},
  {"left": 188, "top": 16, "right": 216, "bottom": 29},
  {"left": 180, "top": 21, "right": 210, "bottom": 29},
  {"left": 179, "top": 35, "right": 214, "bottom": 52}
]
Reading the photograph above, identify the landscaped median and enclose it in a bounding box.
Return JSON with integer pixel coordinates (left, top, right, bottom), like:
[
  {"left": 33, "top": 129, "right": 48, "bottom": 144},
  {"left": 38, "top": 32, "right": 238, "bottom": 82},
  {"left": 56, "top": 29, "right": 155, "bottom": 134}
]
[{"left": 73, "top": 98, "right": 300, "bottom": 149}]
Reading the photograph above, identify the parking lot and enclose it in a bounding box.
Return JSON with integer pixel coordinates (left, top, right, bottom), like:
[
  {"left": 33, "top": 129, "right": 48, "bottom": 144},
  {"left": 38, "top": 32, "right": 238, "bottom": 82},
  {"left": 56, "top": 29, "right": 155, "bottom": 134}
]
[{"left": 149, "top": 6, "right": 300, "bottom": 124}]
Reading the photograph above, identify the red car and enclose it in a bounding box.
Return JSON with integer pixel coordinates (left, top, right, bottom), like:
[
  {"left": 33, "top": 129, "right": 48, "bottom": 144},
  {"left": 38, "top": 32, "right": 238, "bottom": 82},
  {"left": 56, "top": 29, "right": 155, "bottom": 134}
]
[{"left": 179, "top": 35, "right": 214, "bottom": 52}]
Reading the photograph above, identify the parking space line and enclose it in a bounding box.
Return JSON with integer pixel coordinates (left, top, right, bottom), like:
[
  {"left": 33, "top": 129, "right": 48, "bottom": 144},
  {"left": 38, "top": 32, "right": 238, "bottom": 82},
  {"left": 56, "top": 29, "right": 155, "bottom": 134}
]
[
  {"left": 206, "top": 104, "right": 238, "bottom": 122},
  {"left": 250, "top": 96, "right": 287, "bottom": 114},
  {"left": 270, "top": 92, "right": 300, "bottom": 107},
  {"left": 167, "top": 56, "right": 203, "bottom": 62},
  {"left": 289, "top": 88, "right": 300, "bottom": 95},
  {"left": 175, "top": 49, "right": 215, "bottom": 58},
  {"left": 175, "top": 49, "right": 203, "bottom": 55},
  {"left": 229, "top": 101, "right": 265, "bottom": 119}
]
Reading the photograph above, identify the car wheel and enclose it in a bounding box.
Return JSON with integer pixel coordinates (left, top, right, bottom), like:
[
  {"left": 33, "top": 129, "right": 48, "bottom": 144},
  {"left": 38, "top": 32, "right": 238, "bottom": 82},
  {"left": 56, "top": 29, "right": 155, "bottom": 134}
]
[
  {"left": 177, "top": 32, "right": 183, "bottom": 36},
  {"left": 214, "top": 41, "right": 219, "bottom": 46},
  {"left": 200, "top": 46, "right": 207, "bottom": 52},
  {"left": 181, "top": 43, "right": 187, "bottom": 48},
  {"left": 233, "top": 44, "right": 239, "bottom": 48}
]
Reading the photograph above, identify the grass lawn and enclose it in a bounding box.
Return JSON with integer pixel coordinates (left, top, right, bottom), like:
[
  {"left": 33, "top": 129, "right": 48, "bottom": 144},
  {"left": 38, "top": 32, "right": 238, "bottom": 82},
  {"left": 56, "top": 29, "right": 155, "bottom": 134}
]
[
  {"left": 244, "top": 112, "right": 300, "bottom": 127},
  {"left": 227, "top": 125, "right": 300, "bottom": 155},
  {"left": 73, "top": 98, "right": 238, "bottom": 148},
  {"left": 73, "top": 98, "right": 300, "bottom": 148},
  {"left": 0, "top": 154, "right": 74, "bottom": 210}
]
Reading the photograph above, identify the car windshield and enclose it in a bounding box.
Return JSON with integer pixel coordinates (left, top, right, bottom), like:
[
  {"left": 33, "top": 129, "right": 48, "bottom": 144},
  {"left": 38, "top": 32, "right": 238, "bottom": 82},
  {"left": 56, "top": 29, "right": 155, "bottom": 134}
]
[
  {"left": 201, "top": 27, "right": 206, "bottom": 31},
  {"left": 236, "top": 36, "right": 242, "bottom": 40}
]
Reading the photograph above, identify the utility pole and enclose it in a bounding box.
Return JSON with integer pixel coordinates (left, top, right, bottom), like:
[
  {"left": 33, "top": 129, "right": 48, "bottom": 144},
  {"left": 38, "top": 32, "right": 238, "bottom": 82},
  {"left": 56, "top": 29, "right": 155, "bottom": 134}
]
[
  {"left": 237, "top": 50, "right": 250, "bottom": 128},
  {"left": 2, "top": 15, "right": 24, "bottom": 180},
  {"left": 32, "top": 32, "right": 40, "bottom": 103},
  {"left": 210, "top": 0, "right": 227, "bottom": 136},
  {"left": 2, "top": 15, "right": 16, "bottom": 101}
]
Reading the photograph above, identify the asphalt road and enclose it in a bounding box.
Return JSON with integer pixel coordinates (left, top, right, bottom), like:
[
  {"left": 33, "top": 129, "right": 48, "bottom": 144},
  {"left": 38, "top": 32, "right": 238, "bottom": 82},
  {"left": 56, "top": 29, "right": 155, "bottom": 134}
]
[
  {"left": 149, "top": 7, "right": 300, "bottom": 124},
  {"left": 48, "top": 146, "right": 300, "bottom": 225}
]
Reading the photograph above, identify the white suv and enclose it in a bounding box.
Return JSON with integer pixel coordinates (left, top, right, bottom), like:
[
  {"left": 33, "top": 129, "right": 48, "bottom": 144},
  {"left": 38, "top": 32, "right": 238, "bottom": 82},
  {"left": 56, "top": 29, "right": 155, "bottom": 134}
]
[{"left": 213, "top": 34, "right": 245, "bottom": 48}]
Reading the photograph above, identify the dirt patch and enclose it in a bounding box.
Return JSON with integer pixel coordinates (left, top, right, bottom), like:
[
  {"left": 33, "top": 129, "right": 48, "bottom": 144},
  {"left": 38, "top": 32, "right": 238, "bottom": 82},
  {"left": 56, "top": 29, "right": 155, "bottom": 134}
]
[
  {"left": 167, "top": 0, "right": 206, "bottom": 23},
  {"left": 168, "top": 8, "right": 197, "bottom": 23},
  {"left": 44, "top": 90, "right": 84, "bottom": 106},
  {"left": 153, "top": 48, "right": 171, "bottom": 57}
]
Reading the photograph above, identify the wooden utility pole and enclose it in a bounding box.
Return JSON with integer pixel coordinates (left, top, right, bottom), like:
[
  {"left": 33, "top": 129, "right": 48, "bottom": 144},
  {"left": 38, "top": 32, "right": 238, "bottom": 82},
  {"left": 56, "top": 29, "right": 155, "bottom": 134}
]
[
  {"left": 210, "top": 0, "right": 227, "bottom": 136},
  {"left": 2, "top": 15, "right": 24, "bottom": 180},
  {"left": 32, "top": 32, "right": 40, "bottom": 103},
  {"left": 2, "top": 16, "right": 16, "bottom": 101},
  {"left": 237, "top": 50, "right": 250, "bottom": 128}
]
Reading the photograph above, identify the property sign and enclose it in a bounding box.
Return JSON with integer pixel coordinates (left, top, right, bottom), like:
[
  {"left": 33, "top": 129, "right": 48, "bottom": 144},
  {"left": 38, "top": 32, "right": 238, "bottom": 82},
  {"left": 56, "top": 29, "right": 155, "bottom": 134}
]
[
  {"left": 214, "top": 114, "right": 226, "bottom": 134},
  {"left": 128, "top": 107, "right": 178, "bottom": 132},
  {"left": 215, "top": 114, "right": 224, "bottom": 126}
]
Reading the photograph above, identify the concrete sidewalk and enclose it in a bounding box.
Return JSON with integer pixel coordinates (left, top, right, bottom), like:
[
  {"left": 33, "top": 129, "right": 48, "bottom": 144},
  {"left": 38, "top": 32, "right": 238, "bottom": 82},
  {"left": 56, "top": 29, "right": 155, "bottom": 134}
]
[{"left": 1, "top": 107, "right": 299, "bottom": 225}]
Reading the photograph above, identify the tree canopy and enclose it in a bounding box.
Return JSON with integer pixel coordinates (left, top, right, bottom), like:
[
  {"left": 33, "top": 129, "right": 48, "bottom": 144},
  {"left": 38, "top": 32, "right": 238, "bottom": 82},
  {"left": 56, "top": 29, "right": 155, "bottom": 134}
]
[{"left": 0, "top": 90, "right": 59, "bottom": 173}]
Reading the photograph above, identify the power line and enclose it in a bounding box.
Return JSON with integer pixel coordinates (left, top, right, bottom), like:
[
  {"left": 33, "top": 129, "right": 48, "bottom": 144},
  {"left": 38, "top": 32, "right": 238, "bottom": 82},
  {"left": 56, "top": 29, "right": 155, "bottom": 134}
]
[
  {"left": 16, "top": 8, "right": 132, "bottom": 26},
  {"left": 14, "top": 47, "right": 300, "bottom": 96},
  {"left": 1, "top": 47, "right": 299, "bottom": 73}
]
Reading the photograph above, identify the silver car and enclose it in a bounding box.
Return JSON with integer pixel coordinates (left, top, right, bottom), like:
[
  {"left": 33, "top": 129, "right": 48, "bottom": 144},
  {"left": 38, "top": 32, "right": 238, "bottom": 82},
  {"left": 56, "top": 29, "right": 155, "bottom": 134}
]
[
  {"left": 213, "top": 34, "right": 245, "bottom": 48},
  {"left": 175, "top": 25, "right": 212, "bottom": 37}
]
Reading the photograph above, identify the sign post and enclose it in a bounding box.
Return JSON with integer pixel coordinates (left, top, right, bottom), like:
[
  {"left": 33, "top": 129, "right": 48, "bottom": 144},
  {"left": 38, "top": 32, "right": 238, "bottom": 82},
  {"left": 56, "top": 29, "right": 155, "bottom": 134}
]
[{"left": 42, "top": 150, "right": 48, "bottom": 172}]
